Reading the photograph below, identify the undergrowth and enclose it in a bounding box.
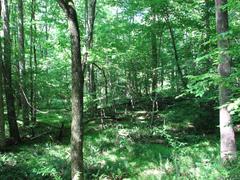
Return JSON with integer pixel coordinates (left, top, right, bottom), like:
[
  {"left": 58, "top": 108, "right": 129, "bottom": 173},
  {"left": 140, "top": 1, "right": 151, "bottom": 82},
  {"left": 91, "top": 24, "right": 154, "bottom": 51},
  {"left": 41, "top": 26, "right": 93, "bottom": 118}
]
[{"left": 0, "top": 105, "right": 239, "bottom": 179}]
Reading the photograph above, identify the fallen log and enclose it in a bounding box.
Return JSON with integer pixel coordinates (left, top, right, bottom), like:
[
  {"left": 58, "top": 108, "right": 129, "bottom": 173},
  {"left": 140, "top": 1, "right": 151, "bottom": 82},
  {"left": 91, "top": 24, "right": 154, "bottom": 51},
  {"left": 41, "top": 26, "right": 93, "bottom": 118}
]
[{"left": 30, "top": 130, "right": 52, "bottom": 140}]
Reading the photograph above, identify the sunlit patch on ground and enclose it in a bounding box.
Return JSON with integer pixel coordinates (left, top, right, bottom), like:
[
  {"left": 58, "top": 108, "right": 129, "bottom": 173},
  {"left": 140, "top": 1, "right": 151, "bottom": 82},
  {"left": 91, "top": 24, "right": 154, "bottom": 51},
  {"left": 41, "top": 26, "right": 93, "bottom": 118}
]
[{"left": 1, "top": 109, "right": 240, "bottom": 179}]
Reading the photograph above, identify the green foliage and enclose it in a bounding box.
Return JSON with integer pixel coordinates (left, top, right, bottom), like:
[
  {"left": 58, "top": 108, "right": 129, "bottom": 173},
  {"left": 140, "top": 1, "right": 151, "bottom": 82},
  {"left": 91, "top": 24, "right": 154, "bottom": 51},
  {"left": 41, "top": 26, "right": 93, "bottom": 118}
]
[
  {"left": 187, "top": 73, "right": 219, "bottom": 98},
  {"left": 1, "top": 0, "right": 240, "bottom": 179},
  {"left": 0, "top": 144, "right": 70, "bottom": 179},
  {"left": 229, "top": 98, "right": 240, "bottom": 122},
  {"left": 1, "top": 111, "right": 240, "bottom": 179}
]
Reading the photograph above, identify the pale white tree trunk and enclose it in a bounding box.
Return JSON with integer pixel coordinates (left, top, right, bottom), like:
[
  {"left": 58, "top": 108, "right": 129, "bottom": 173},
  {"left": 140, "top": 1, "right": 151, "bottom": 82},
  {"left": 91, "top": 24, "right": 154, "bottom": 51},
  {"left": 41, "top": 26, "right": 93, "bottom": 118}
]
[{"left": 215, "top": 0, "right": 237, "bottom": 162}]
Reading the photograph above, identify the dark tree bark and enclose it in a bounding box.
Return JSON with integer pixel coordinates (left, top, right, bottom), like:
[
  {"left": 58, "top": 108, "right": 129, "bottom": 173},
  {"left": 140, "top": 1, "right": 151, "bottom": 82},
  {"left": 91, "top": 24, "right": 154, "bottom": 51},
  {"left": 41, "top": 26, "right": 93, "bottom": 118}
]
[
  {"left": 0, "top": 18, "right": 5, "bottom": 149},
  {"left": 215, "top": 0, "right": 237, "bottom": 162},
  {"left": 151, "top": 28, "right": 158, "bottom": 96},
  {"left": 14, "top": 27, "right": 22, "bottom": 117},
  {"left": 205, "top": 0, "right": 211, "bottom": 47},
  {"left": 93, "top": 63, "right": 108, "bottom": 104},
  {"left": 85, "top": 0, "right": 97, "bottom": 115},
  {"left": 150, "top": 7, "right": 159, "bottom": 119},
  {"left": 159, "top": 36, "right": 164, "bottom": 88},
  {"left": 1, "top": 0, "right": 20, "bottom": 143},
  {"left": 30, "top": 0, "right": 37, "bottom": 123},
  {"left": 165, "top": 15, "right": 187, "bottom": 88},
  {"left": 202, "top": 0, "right": 214, "bottom": 72},
  {"left": 44, "top": 1, "right": 48, "bottom": 60},
  {"left": 85, "top": 0, "right": 96, "bottom": 49},
  {"left": 0, "top": 68, "right": 5, "bottom": 149},
  {"left": 18, "top": 0, "right": 29, "bottom": 125},
  {"left": 58, "top": 1, "right": 84, "bottom": 179}
]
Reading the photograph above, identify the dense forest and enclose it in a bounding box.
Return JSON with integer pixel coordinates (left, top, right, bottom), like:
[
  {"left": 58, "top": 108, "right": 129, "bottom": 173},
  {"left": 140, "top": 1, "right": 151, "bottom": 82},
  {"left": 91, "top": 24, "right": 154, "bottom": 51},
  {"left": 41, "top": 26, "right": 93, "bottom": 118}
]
[{"left": 0, "top": 0, "right": 240, "bottom": 179}]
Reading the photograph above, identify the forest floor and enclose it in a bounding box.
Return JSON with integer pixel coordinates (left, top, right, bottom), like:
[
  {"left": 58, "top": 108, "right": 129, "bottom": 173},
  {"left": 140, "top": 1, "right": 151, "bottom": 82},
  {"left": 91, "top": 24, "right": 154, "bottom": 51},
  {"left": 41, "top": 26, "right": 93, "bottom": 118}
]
[{"left": 0, "top": 101, "right": 240, "bottom": 179}]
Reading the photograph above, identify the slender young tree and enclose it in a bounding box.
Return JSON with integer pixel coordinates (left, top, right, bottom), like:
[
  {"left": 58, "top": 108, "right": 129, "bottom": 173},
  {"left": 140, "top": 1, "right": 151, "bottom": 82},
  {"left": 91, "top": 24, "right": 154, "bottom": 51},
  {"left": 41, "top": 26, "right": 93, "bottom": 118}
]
[
  {"left": 29, "top": 0, "right": 37, "bottom": 123},
  {"left": 202, "top": 0, "right": 214, "bottom": 72},
  {"left": 18, "top": 0, "right": 29, "bottom": 126},
  {"left": 150, "top": 10, "right": 158, "bottom": 96},
  {"left": 204, "top": 0, "right": 211, "bottom": 50},
  {"left": 58, "top": 0, "right": 84, "bottom": 179},
  {"left": 1, "top": 0, "right": 20, "bottom": 143},
  {"left": 0, "top": 11, "right": 5, "bottom": 148},
  {"left": 149, "top": 6, "right": 158, "bottom": 123},
  {"left": 165, "top": 13, "right": 186, "bottom": 88},
  {"left": 85, "top": 0, "right": 97, "bottom": 115},
  {"left": 159, "top": 36, "right": 164, "bottom": 88},
  {"left": 0, "top": 57, "right": 5, "bottom": 150},
  {"left": 215, "top": 0, "right": 237, "bottom": 162}
]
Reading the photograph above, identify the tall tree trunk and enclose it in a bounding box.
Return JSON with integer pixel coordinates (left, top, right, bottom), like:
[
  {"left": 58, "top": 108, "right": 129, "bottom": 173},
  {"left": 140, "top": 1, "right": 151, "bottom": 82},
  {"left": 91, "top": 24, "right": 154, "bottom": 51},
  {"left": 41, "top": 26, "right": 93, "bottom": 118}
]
[
  {"left": 93, "top": 63, "right": 108, "bottom": 104},
  {"left": 205, "top": 0, "right": 211, "bottom": 48},
  {"left": 1, "top": 0, "right": 20, "bottom": 143},
  {"left": 18, "top": 0, "right": 29, "bottom": 126},
  {"left": 151, "top": 30, "right": 158, "bottom": 96},
  {"left": 32, "top": 38, "right": 37, "bottom": 122},
  {"left": 88, "top": 63, "right": 96, "bottom": 114},
  {"left": 44, "top": 1, "right": 48, "bottom": 60},
  {"left": 150, "top": 10, "right": 158, "bottom": 119},
  {"left": 85, "top": 0, "right": 97, "bottom": 115},
  {"left": 29, "top": 0, "right": 34, "bottom": 122},
  {"left": 0, "top": 27, "right": 5, "bottom": 149},
  {"left": 11, "top": 1, "right": 21, "bottom": 117},
  {"left": 165, "top": 16, "right": 187, "bottom": 88},
  {"left": 170, "top": 57, "right": 175, "bottom": 90},
  {"left": 30, "top": 0, "right": 37, "bottom": 123},
  {"left": 58, "top": 1, "right": 84, "bottom": 179},
  {"left": 14, "top": 27, "right": 21, "bottom": 117},
  {"left": 203, "top": 0, "right": 213, "bottom": 72},
  {"left": 215, "top": 0, "right": 237, "bottom": 162},
  {"left": 159, "top": 36, "right": 164, "bottom": 88},
  {"left": 150, "top": 7, "right": 158, "bottom": 96}
]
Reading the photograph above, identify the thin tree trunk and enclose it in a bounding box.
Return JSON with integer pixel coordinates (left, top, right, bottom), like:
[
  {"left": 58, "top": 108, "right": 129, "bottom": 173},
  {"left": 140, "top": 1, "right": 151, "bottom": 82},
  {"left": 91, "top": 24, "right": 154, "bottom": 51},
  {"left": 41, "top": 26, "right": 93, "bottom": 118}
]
[
  {"left": 0, "top": 27, "right": 5, "bottom": 149},
  {"left": 10, "top": 2, "right": 21, "bottom": 117},
  {"left": 151, "top": 30, "right": 158, "bottom": 96},
  {"left": 88, "top": 64, "right": 96, "bottom": 114},
  {"left": 150, "top": 9, "right": 158, "bottom": 116},
  {"left": 204, "top": 0, "right": 211, "bottom": 51},
  {"left": 18, "top": 0, "right": 29, "bottom": 126},
  {"left": 203, "top": 0, "right": 213, "bottom": 72},
  {"left": 85, "top": 0, "right": 97, "bottom": 115},
  {"left": 170, "top": 58, "right": 175, "bottom": 90},
  {"left": 44, "top": 4, "right": 48, "bottom": 59},
  {"left": 159, "top": 36, "right": 164, "bottom": 88},
  {"left": 14, "top": 27, "right": 21, "bottom": 117},
  {"left": 215, "top": 0, "right": 237, "bottom": 162},
  {"left": 1, "top": 0, "right": 20, "bottom": 143},
  {"left": 29, "top": 0, "right": 34, "bottom": 122},
  {"left": 30, "top": 0, "right": 37, "bottom": 123},
  {"left": 58, "top": 1, "right": 84, "bottom": 179},
  {"left": 165, "top": 16, "right": 187, "bottom": 88},
  {"left": 93, "top": 63, "right": 108, "bottom": 104},
  {"left": 32, "top": 38, "right": 37, "bottom": 122}
]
